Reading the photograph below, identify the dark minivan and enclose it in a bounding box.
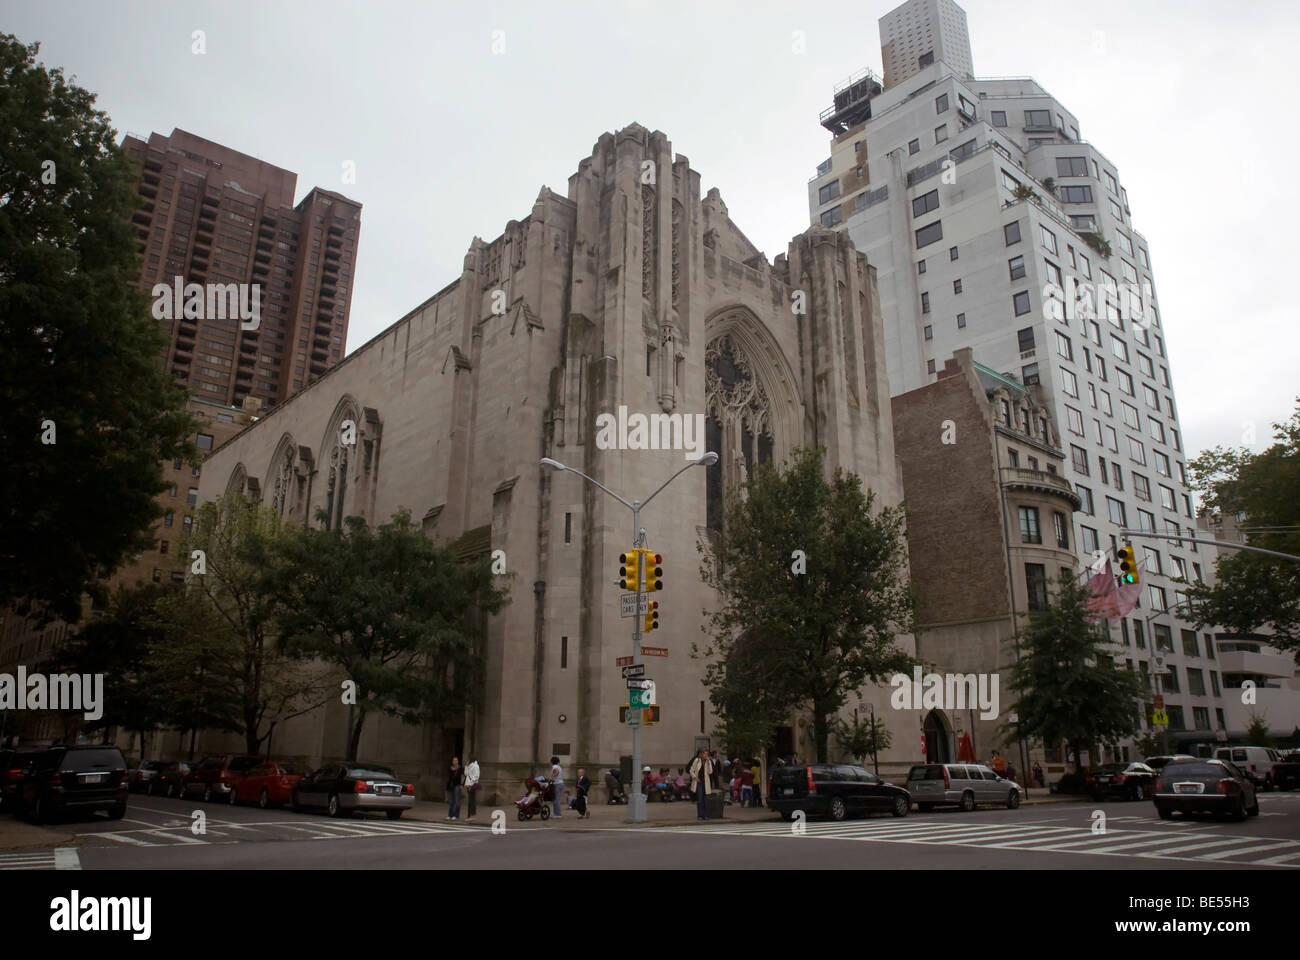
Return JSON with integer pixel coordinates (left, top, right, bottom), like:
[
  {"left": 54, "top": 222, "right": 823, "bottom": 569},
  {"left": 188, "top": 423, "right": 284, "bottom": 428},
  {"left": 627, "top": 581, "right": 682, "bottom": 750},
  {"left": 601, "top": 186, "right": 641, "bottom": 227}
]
[
  {"left": 767, "top": 763, "right": 911, "bottom": 821},
  {"left": 21, "top": 745, "right": 128, "bottom": 823}
]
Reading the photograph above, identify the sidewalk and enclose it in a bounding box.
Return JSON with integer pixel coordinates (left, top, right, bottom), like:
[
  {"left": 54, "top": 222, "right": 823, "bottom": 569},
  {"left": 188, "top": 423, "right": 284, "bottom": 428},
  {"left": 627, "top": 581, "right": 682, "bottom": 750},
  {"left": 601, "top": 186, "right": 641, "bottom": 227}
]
[{"left": 404, "top": 789, "right": 1082, "bottom": 828}]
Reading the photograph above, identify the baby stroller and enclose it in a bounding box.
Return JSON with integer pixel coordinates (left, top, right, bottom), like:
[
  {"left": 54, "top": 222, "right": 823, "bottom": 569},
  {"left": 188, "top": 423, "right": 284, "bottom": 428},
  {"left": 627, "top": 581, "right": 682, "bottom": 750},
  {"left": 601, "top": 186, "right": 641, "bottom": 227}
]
[
  {"left": 604, "top": 769, "right": 627, "bottom": 804},
  {"left": 516, "top": 775, "right": 554, "bottom": 820}
]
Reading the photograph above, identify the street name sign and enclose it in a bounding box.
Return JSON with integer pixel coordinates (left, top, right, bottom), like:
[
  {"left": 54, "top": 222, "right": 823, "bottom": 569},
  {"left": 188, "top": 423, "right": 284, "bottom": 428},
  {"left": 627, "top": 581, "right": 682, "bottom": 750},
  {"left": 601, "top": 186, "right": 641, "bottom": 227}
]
[
  {"left": 616, "top": 656, "right": 634, "bottom": 667},
  {"left": 640, "top": 646, "right": 668, "bottom": 657},
  {"left": 626, "top": 679, "right": 652, "bottom": 690}
]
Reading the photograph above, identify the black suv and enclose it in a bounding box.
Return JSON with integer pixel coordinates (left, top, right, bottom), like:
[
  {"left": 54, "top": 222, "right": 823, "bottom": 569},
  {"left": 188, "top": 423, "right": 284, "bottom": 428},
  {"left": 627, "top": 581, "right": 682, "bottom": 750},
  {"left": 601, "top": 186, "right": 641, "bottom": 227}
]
[
  {"left": 21, "top": 745, "right": 128, "bottom": 823},
  {"left": 767, "top": 763, "right": 912, "bottom": 821}
]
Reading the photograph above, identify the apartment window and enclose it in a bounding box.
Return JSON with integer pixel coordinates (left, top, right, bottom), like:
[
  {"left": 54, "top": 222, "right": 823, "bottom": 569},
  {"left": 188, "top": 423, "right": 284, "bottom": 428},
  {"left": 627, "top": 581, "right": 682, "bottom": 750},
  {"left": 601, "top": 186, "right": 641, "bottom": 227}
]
[
  {"left": 1143, "top": 385, "right": 1161, "bottom": 411},
  {"left": 196, "top": 433, "right": 214, "bottom": 452},
  {"left": 915, "top": 221, "right": 943, "bottom": 248},
  {"left": 1004, "top": 221, "right": 1021, "bottom": 246},
  {"left": 924, "top": 324, "right": 933, "bottom": 340},
  {"left": 1019, "top": 506, "right": 1042, "bottom": 544},
  {"left": 561, "top": 636, "right": 568, "bottom": 669},
  {"left": 1134, "top": 619, "right": 1146, "bottom": 649},
  {"left": 564, "top": 512, "right": 572, "bottom": 544},
  {"left": 169, "top": 484, "right": 177, "bottom": 498},
  {"left": 159, "top": 539, "right": 169, "bottom": 555},
  {"left": 1070, "top": 214, "right": 1097, "bottom": 231},
  {"left": 1013, "top": 291, "right": 1031, "bottom": 316},
  {"left": 183, "top": 515, "right": 192, "bottom": 532},
  {"left": 1039, "top": 225, "right": 1057, "bottom": 254},
  {"left": 1117, "top": 369, "right": 1134, "bottom": 396},
  {"left": 1079, "top": 253, "right": 1092, "bottom": 280},
  {"left": 1081, "top": 525, "right": 1099, "bottom": 555},
  {"left": 1180, "top": 629, "right": 1198, "bottom": 658},
  {"left": 186, "top": 487, "right": 198, "bottom": 505},
  {"left": 1105, "top": 425, "right": 1118, "bottom": 452},
  {"left": 1056, "top": 156, "right": 1088, "bottom": 177},
  {"left": 1008, "top": 255, "right": 1026, "bottom": 281},
  {"left": 1017, "top": 326, "right": 1035, "bottom": 352},
  {"left": 1133, "top": 473, "right": 1151, "bottom": 502},
  {"left": 1106, "top": 496, "right": 1126, "bottom": 526},
  {"left": 152, "top": 569, "right": 162, "bottom": 583},
  {"left": 912, "top": 189, "right": 939, "bottom": 218},
  {"left": 1137, "top": 507, "right": 1155, "bottom": 532},
  {"left": 934, "top": 124, "right": 948, "bottom": 144},
  {"left": 1154, "top": 451, "right": 1170, "bottom": 477},
  {"left": 921, "top": 292, "right": 931, "bottom": 314},
  {"left": 1053, "top": 511, "right": 1070, "bottom": 549},
  {"left": 1060, "top": 185, "right": 1093, "bottom": 204},
  {"left": 1025, "top": 563, "right": 1049, "bottom": 611},
  {"left": 908, "top": 138, "right": 920, "bottom": 155},
  {"left": 1021, "top": 362, "right": 1038, "bottom": 384},
  {"left": 1088, "top": 321, "right": 1101, "bottom": 347},
  {"left": 1025, "top": 109, "right": 1051, "bottom": 127},
  {"left": 918, "top": 260, "right": 926, "bottom": 275},
  {"left": 953, "top": 279, "right": 962, "bottom": 294},
  {"left": 956, "top": 313, "right": 966, "bottom": 328},
  {"left": 1110, "top": 197, "right": 1124, "bottom": 222},
  {"left": 1076, "top": 484, "right": 1094, "bottom": 515},
  {"left": 1001, "top": 169, "right": 1022, "bottom": 192},
  {"left": 1111, "top": 461, "right": 1123, "bottom": 489},
  {"left": 1142, "top": 546, "right": 1161, "bottom": 576},
  {"left": 1070, "top": 444, "right": 1089, "bottom": 475},
  {"left": 1155, "top": 485, "right": 1174, "bottom": 512},
  {"left": 1128, "top": 436, "right": 1146, "bottom": 465},
  {"left": 1001, "top": 399, "right": 1012, "bottom": 426},
  {"left": 820, "top": 207, "right": 842, "bottom": 227},
  {"left": 936, "top": 93, "right": 949, "bottom": 114},
  {"left": 918, "top": 50, "right": 934, "bottom": 68},
  {"left": 1170, "top": 556, "right": 1188, "bottom": 582},
  {"left": 1060, "top": 368, "right": 1078, "bottom": 398},
  {"left": 991, "top": 110, "right": 1007, "bottom": 127},
  {"left": 818, "top": 181, "right": 840, "bottom": 205},
  {"left": 1098, "top": 454, "right": 1108, "bottom": 482},
  {"left": 1087, "top": 381, "right": 1097, "bottom": 406},
  {"left": 1110, "top": 337, "right": 1129, "bottom": 363},
  {"left": 1147, "top": 417, "right": 1165, "bottom": 444},
  {"left": 1065, "top": 405, "right": 1084, "bottom": 435},
  {"left": 948, "top": 245, "right": 959, "bottom": 261},
  {"left": 927, "top": 359, "right": 936, "bottom": 374}
]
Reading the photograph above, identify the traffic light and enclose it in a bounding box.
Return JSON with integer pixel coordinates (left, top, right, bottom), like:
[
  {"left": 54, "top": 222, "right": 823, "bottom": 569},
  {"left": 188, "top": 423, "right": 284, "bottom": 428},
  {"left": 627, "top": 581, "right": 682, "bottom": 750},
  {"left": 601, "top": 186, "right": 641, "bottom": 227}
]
[
  {"left": 1118, "top": 544, "right": 1140, "bottom": 585},
  {"left": 643, "top": 599, "right": 659, "bottom": 632},
  {"left": 618, "top": 551, "right": 639, "bottom": 591},
  {"left": 643, "top": 705, "right": 661, "bottom": 725},
  {"left": 648, "top": 552, "right": 663, "bottom": 591}
]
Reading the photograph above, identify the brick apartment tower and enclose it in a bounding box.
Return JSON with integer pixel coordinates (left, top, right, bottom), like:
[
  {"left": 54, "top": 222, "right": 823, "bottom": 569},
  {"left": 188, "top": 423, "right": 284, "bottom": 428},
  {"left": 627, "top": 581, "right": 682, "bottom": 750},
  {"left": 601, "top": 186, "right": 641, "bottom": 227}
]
[{"left": 122, "top": 129, "right": 362, "bottom": 407}]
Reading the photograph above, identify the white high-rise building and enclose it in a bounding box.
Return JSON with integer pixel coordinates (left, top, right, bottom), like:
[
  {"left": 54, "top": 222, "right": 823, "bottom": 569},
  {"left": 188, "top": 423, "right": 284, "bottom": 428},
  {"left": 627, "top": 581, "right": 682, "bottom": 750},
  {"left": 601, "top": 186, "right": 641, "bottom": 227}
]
[
  {"left": 880, "top": 0, "right": 974, "bottom": 90},
  {"left": 810, "top": 0, "right": 1228, "bottom": 757}
]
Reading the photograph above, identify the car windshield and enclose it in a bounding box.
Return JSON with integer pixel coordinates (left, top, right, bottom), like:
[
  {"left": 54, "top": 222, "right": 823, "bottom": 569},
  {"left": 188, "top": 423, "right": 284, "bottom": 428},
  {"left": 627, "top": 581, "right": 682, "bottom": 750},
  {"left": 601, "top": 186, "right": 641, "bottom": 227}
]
[
  {"left": 229, "top": 756, "right": 261, "bottom": 772},
  {"left": 1164, "top": 763, "right": 1222, "bottom": 778},
  {"left": 347, "top": 767, "right": 396, "bottom": 780},
  {"left": 64, "top": 749, "right": 123, "bottom": 770}
]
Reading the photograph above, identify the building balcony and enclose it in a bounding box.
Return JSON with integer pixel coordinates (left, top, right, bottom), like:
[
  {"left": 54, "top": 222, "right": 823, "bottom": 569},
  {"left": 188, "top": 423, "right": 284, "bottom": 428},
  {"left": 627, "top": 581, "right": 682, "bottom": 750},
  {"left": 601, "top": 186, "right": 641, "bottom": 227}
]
[
  {"left": 1001, "top": 467, "right": 1081, "bottom": 508},
  {"left": 1217, "top": 648, "right": 1296, "bottom": 682},
  {"left": 1222, "top": 686, "right": 1300, "bottom": 737}
]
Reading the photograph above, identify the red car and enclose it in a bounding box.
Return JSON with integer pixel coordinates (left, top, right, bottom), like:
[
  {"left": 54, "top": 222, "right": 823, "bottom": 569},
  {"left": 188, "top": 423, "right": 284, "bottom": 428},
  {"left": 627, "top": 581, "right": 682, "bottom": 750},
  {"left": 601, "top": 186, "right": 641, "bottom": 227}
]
[
  {"left": 180, "top": 754, "right": 262, "bottom": 802},
  {"left": 230, "top": 761, "right": 308, "bottom": 809}
]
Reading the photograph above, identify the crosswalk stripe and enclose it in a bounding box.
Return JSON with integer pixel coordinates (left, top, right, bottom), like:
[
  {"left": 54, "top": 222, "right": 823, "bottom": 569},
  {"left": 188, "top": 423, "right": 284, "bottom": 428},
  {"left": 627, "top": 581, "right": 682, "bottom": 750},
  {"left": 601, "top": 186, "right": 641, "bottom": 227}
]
[
  {"left": 95, "top": 832, "right": 160, "bottom": 846},
  {"left": 54, "top": 847, "right": 80, "bottom": 870},
  {"left": 1254, "top": 849, "right": 1300, "bottom": 865},
  {"left": 1035, "top": 833, "right": 1201, "bottom": 854},
  {"left": 1200, "top": 841, "right": 1300, "bottom": 861},
  {"left": 1142, "top": 837, "right": 1253, "bottom": 857}
]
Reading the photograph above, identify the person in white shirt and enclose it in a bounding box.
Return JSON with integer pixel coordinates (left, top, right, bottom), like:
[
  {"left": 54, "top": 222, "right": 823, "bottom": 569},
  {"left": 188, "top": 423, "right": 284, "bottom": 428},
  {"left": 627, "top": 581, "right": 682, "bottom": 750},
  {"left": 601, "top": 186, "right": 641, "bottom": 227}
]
[
  {"left": 464, "top": 757, "right": 481, "bottom": 821},
  {"left": 549, "top": 756, "right": 564, "bottom": 819}
]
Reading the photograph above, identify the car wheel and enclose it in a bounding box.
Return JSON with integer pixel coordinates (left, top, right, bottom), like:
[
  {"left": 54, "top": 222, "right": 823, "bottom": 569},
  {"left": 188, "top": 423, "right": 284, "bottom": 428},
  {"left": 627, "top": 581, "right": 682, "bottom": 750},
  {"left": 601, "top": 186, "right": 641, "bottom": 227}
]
[
  {"left": 917, "top": 802, "right": 934, "bottom": 812},
  {"left": 1157, "top": 804, "right": 1173, "bottom": 820},
  {"left": 229, "top": 787, "right": 238, "bottom": 806},
  {"left": 1007, "top": 790, "right": 1020, "bottom": 810},
  {"left": 1247, "top": 797, "right": 1260, "bottom": 817},
  {"left": 828, "top": 796, "right": 847, "bottom": 821},
  {"left": 259, "top": 789, "right": 270, "bottom": 810},
  {"left": 1232, "top": 796, "right": 1247, "bottom": 822},
  {"left": 779, "top": 810, "right": 793, "bottom": 822},
  {"left": 327, "top": 793, "right": 341, "bottom": 817},
  {"left": 892, "top": 795, "right": 910, "bottom": 818},
  {"left": 960, "top": 791, "right": 975, "bottom": 812},
  {"left": 517, "top": 808, "right": 525, "bottom": 820},
  {"left": 203, "top": 784, "right": 213, "bottom": 803},
  {"left": 386, "top": 810, "right": 403, "bottom": 820},
  {"left": 107, "top": 803, "right": 126, "bottom": 820}
]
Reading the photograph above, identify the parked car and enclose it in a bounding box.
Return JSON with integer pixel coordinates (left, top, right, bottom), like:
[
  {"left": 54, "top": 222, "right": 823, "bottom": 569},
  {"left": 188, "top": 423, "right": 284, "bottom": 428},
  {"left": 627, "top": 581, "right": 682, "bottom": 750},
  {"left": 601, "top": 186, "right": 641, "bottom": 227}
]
[
  {"left": 767, "top": 763, "right": 911, "bottom": 821},
  {"left": 1153, "top": 758, "right": 1259, "bottom": 821},
  {"left": 128, "top": 760, "right": 167, "bottom": 794},
  {"left": 1142, "top": 754, "right": 1196, "bottom": 771},
  {"left": 152, "top": 761, "right": 191, "bottom": 797},
  {"left": 905, "top": 763, "right": 1021, "bottom": 811},
  {"left": 231, "top": 761, "right": 308, "bottom": 808},
  {"left": 291, "top": 763, "right": 415, "bottom": 819},
  {"left": 1213, "top": 746, "right": 1282, "bottom": 791},
  {"left": 1086, "top": 762, "right": 1157, "bottom": 801},
  {"left": 1, "top": 748, "right": 47, "bottom": 811},
  {"left": 1273, "top": 752, "right": 1300, "bottom": 791},
  {"left": 179, "top": 754, "right": 262, "bottom": 802},
  {"left": 20, "top": 745, "right": 128, "bottom": 823}
]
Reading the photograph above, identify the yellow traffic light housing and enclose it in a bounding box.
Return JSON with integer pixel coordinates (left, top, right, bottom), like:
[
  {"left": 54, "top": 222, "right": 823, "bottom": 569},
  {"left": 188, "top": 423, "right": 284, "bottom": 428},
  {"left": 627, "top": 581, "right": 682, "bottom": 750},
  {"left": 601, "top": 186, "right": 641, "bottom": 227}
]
[
  {"left": 1118, "top": 544, "right": 1139, "bottom": 584},
  {"left": 648, "top": 552, "right": 663, "bottom": 591},
  {"left": 643, "top": 705, "right": 661, "bottom": 725},
  {"left": 643, "top": 599, "right": 659, "bottom": 632},
  {"left": 618, "top": 551, "right": 639, "bottom": 591}
]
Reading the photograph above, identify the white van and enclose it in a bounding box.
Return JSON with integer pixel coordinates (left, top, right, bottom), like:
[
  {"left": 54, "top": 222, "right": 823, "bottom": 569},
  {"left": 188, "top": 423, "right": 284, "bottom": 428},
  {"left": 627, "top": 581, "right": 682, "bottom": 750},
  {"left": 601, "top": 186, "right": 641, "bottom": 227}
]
[{"left": 1213, "top": 746, "right": 1282, "bottom": 790}]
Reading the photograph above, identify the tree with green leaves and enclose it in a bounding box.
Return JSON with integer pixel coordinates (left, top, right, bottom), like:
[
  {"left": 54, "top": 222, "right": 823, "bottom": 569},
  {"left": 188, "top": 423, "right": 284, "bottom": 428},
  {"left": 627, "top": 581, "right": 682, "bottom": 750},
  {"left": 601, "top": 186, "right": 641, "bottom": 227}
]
[
  {"left": 1185, "top": 402, "right": 1300, "bottom": 652},
  {"left": 1006, "top": 572, "right": 1148, "bottom": 771},
  {"left": 834, "top": 711, "right": 892, "bottom": 766},
  {"left": 1244, "top": 714, "right": 1274, "bottom": 748},
  {"left": 271, "top": 508, "right": 509, "bottom": 760},
  {"left": 0, "top": 34, "right": 196, "bottom": 623},
  {"left": 696, "top": 446, "right": 914, "bottom": 763},
  {"left": 167, "top": 493, "right": 325, "bottom": 755}
]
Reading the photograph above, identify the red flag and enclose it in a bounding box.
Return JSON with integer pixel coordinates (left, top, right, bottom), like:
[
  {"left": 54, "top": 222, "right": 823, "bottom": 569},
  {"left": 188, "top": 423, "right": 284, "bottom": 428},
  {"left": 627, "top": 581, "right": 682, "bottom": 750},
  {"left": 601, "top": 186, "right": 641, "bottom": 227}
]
[{"left": 1085, "top": 559, "right": 1120, "bottom": 621}]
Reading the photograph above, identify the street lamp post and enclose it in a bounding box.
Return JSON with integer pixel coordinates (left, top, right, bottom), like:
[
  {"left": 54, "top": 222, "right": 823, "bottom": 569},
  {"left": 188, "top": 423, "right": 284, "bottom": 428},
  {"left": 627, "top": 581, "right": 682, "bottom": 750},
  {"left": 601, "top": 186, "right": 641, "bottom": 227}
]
[{"left": 540, "top": 452, "right": 718, "bottom": 823}]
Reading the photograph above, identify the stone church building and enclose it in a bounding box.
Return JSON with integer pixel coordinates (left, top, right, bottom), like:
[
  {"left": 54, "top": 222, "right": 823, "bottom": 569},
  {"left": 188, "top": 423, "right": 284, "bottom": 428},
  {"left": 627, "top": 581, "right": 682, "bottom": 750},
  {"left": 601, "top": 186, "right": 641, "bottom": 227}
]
[{"left": 196, "top": 124, "right": 914, "bottom": 800}]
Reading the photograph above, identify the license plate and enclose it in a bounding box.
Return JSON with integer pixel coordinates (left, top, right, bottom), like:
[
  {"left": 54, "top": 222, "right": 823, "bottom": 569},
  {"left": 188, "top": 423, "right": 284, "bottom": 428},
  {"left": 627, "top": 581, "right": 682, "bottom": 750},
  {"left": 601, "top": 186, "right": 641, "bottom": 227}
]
[
  {"left": 783, "top": 787, "right": 794, "bottom": 796},
  {"left": 81, "top": 773, "right": 106, "bottom": 784},
  {"left": 378, "top": 786, "right": 397, "bottom": 795},
  {"left": 1175, "top": 783, "right": 1201, "bottom": 794}
]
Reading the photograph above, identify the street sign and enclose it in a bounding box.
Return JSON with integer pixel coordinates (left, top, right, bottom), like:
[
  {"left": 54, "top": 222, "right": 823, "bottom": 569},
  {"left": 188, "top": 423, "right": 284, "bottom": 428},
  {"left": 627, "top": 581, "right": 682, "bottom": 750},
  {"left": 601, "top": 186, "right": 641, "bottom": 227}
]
[
  {"left": 640, "top": 646, "right": 668, "bottom": 657},
  {"left": 621, "top": 664, "right": 645, "bottom": 680},
  {"left": 625, "top": 707, "right": 640, "bottom": 727},
  {"left": 616, "top": 656, "right": 634, "bottom": 667},
  {"left": 1153, "top": 694, "right": 1164, "bottom": 709},
  {"left": 1152, "top": 709, "right": 1169, "bottom": 725},
  {"left": 619, "top": 594, "right": 650, "bottom": 618},
  {"left": 626, "top": 679, "right": 652, "bottom": 690},
  {"left": 630, "top": 688, "right": 650, "bottom": 709}
]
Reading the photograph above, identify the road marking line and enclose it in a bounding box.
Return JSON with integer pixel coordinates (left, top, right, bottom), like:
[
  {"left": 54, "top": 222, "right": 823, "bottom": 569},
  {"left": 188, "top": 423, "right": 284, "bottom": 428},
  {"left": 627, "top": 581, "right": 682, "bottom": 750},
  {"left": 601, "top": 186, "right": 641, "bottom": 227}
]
[
  {"left": 1254, "top": 850, "right": 1300, "bottom": 865},
  {"left": 1199, "top": 841, "right": 1300, "bottom": 861},
  {"left": 54, "top": 847, "right": 80, "bottom": 870},
  {"left": 94, "top": 832, "right": 160, "bottom": 846},
  {"left": 1141, "top": 837, "right": 1255, "bottom": 856}
]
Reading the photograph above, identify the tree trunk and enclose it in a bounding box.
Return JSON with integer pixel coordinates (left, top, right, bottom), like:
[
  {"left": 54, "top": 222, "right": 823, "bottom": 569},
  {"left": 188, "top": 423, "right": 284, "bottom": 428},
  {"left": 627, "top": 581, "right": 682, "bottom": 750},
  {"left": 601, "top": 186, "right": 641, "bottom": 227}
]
[
  {"left": 813, "top": 705, "right": 831, "bottom": 763},
  {"left": 348, "top": 711, "right": 366, "bottom": 760}
]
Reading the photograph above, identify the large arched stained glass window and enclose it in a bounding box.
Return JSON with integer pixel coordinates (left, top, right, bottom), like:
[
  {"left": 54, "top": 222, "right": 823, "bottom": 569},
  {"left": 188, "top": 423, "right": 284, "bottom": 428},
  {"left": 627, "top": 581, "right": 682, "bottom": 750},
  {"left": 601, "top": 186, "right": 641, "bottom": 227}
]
[{"left": 705, "top": 334, "right": 774, "bottom": 532}]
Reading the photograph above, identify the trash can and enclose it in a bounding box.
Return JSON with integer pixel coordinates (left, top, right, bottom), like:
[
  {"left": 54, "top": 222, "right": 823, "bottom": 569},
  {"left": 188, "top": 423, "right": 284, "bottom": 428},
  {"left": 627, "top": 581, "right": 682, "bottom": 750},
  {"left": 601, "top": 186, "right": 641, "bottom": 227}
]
[{"left": 705, "top": 791, "right": 725, "bottom": 819}]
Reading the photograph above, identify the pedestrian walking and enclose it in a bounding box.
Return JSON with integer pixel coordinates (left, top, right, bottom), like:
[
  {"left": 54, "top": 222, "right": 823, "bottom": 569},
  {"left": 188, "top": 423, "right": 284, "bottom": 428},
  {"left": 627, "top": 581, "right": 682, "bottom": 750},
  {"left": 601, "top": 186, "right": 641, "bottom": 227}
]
[
  {"left": 689, "top": 748, "right": 713, "bottom": 820},
  {"left": 575, "top": 768, "right": 591, "bottom": 818},
  {"left": 749, "top": 758, "right": 762, "bottom": 808},
  {"left": 549, "top": 755, "right": 564, "bottom": 819},
  {"left": 445, "top": 756, "right": 462, "bottom": 821},
  {"left": 1032, "top": 761, "right": 1044, "bottom": 787},
  {"left": 464, "top": 756, "right": 481, "bottom": 820}
]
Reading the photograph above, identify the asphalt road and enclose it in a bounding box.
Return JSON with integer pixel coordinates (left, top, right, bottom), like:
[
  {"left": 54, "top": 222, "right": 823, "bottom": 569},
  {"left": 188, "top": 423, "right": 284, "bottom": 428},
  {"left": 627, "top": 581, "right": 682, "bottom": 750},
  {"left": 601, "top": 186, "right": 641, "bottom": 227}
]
[{"left": 4, "top": 790, "right": 1300, "bottom": 870}]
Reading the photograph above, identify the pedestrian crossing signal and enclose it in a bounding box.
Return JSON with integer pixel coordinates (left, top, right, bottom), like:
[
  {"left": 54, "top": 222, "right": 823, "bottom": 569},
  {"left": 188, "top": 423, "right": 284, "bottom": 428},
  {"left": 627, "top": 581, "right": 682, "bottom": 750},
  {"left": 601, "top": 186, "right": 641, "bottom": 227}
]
[{"left": 643, "top": 705, "right": 660, "bottom": 724}]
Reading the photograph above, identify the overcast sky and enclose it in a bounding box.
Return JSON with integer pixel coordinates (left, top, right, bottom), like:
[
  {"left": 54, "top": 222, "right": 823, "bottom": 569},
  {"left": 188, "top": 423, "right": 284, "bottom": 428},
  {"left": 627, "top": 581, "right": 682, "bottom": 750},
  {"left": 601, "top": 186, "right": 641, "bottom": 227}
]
[{"left": 7, "top": 0, "right": 1297, "bottom": 459}]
